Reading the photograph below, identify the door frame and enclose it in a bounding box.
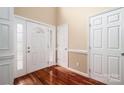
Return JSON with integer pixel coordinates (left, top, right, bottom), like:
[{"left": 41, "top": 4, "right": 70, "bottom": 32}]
[
  {"left": 57, "top": 24, "right": 69, "bottom": 68},
  {"left": 48, "top": 25, "right": 56, "bottom": 66},
  {"left": 14, "top": 15, "right": 56, "bottom": 77}
]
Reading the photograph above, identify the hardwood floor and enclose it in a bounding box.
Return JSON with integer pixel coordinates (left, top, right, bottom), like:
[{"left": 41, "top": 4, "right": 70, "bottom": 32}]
[{"left": 14, "top": 65, "right": 105, "bottom": 85}]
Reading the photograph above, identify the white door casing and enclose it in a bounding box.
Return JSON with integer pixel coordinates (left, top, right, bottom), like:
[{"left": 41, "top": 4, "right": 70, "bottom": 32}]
[
  {"left": 48, "top": 26, "right": 56, "bottom": 66},
  {"left": 57, "top": 24, "right": 68, "bottom": 68},
  {"left": 90, "top": 8, "right": 124, "bottom": 84},
  {"left": 27, "top": 21, "right": 49, "bottom": 73}
]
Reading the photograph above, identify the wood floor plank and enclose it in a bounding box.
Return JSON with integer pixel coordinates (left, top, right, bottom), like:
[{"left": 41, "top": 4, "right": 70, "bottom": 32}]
[
  {"left": 14, "top": 65, "right": 105, "bottom": 85},
  {"left": 14, "top": 73, "right": 43, "bottom": 85},
  {"left": 35, "top": 70, "right": 67, "bottom": 85}
]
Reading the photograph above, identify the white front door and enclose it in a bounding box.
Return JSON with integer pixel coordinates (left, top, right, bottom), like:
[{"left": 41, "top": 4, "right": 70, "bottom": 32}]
[
  {"left": 90, "top": 8, "right": 124, "bottom": 84},
  {"left": 27, "top": 22, "right": 49, "bottom": 73},
  {"left": 57, "top": 24, "right": 68, "bottom": 68}
]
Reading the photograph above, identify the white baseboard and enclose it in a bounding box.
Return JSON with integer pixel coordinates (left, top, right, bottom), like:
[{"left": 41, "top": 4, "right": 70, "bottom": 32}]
[{"left": 65, "top": 67, "right": 89, "bottom": 77}]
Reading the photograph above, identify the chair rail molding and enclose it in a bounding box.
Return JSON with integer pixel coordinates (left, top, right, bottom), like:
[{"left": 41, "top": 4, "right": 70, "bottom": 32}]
[{"left": 68, "top": 49, "right": 88, "bottom": 54}]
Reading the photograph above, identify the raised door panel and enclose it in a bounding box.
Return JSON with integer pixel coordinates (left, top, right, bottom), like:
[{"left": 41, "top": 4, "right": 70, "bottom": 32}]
[
  {"left": 90, "top": 53, "right": 107, "bottom": 83},
  {"left": 0, "top": 24, "right": 9, "bottom": 49},
  {"left": 0, "top": 8, "right": 9, "bottom": 20},
  {"left": 107, "top": 56, "right": 121, "bottom": 83},
  {"left": 0, "top": 64, "right": 10, "bottom": 84},
  {"left": 0, "top": 59, "right": 13, "bottom": 85},
  {"left": 93, "top": 54, "right": 103, "bottom": 75},
  {"left": 0, "top": 8, "right": 13, "bottom": 55},
  {"left": 93, "top": 29, "right": 103, "bottom": 48},
  {"left": 107, "top": 13, "right": 120, "bottom": 24},
  {"left": 93, "top": 17, "right": 102, "bottom": 26},
  {"left": 107, "top": 26, "right": 120, "bottom": 49}
]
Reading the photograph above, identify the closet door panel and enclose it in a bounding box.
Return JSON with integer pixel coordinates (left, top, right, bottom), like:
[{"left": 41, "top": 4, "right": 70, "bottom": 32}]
[
  {"left": 0, "top": 8, "right": 13, "bottom": 55},
  {"left": 0, "top": 8, "right": 9, "bottom": 20},
  {"left": 0, "top": 7, "right": 14, "bottom": 85}
]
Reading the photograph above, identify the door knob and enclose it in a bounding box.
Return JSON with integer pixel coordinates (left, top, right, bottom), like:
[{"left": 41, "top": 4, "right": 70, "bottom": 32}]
[
  {"left": 121, "top": 53, "right": 124, "bottom": 56},
  {"left": 27, "top": 51, "right": 30, "bottom": 53},
  {"left": 28, "top": 46, "right": 30, "bottom": 49}
]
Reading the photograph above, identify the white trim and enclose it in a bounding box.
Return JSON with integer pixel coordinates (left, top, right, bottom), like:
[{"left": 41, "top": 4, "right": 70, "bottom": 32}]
[
  {"left": 48, "top": 25, "right": 57, "bottom": 66},
  {"left": 66, "top": 67, "right": 89, "bottom": 77},
  {"left": 87, "top": 17, "right": 91, "bottom": 77},
  {"left": 0, "top": 55, "right": 14, "bottom": 60},
  {"left": 89, "top": 7, "right": 121, "bottom": 18},
  {"left": 67, "top": 24, "right": 69, "bottom": 67},
  {"left": 15, "top": 15, "right": 53, "bottom": 27},
  {"left": 68, "top": 49, "right": 88, "bottom": 54}
]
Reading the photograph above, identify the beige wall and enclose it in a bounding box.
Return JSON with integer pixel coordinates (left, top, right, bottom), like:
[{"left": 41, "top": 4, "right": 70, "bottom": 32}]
[
  {"left": 14, "top": 7, "right": 57, "bottom": 25},
  {"left": 57, "top": 7, "right": 113, "bottom": 73},
  {"left": 57, "top": 7, "right": 112, "bottom": 49},
  {"left": 69, "top": 52, "right": 87, "bottom": 73}
]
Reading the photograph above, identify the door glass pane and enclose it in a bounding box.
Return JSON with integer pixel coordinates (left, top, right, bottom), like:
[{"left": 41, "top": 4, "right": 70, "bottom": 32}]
[{"left": 17, "top": 24, "right": 23, "bottom": 70}]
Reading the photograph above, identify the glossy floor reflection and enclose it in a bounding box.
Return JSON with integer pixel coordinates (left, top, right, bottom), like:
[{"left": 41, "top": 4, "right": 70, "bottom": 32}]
[{"left": 14, "top": 65, "right": 105, "bottom": 85}]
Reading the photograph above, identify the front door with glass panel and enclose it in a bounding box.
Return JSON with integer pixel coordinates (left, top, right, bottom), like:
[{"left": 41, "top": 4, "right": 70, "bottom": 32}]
[{"left": 15, "top": 17, "right": 49, "bottom": 77}]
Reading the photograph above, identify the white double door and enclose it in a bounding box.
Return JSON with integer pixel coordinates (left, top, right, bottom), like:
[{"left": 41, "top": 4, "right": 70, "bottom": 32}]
[
  {"left": 15, "top": 18, "right": 50, "bottom": 77},
  {"left": 90, "top": 8, "right": 124, "bottom": 84}
]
